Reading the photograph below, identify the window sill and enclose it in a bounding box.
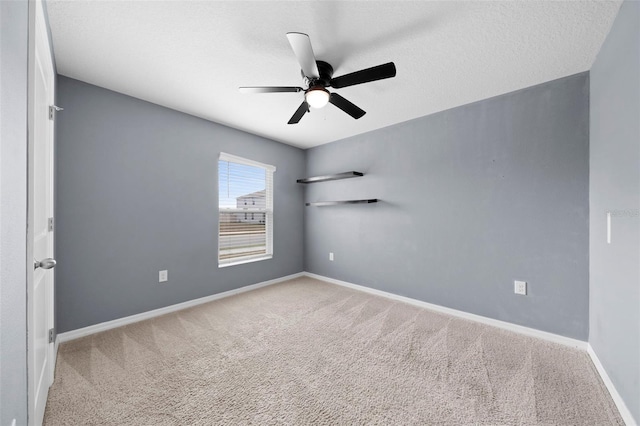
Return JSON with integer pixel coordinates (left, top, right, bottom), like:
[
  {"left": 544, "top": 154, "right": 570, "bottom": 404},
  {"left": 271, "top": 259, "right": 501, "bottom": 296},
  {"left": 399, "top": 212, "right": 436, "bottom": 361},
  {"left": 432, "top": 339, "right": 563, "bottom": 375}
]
[{"left": 218, "top": 255, "right": 272, "bottom": 268}]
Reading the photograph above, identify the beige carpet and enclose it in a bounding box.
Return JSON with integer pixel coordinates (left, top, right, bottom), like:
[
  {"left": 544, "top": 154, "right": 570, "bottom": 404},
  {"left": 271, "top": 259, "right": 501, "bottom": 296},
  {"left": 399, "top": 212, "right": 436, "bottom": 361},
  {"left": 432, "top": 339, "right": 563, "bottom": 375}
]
[{"left": 45, "top": 277, "right": 623, "bottom": 425}]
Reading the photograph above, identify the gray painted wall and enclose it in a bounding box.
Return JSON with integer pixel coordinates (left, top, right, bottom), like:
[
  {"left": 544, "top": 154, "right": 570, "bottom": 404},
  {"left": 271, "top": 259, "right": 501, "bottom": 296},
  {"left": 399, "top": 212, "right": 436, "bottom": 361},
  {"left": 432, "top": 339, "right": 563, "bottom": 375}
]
[
  {"left": 305, "top": 73, "right": 590, "bottom": 340},
  {"left": 589, "top": 0, "right": 640, "bottom": 421},
  {"left": 0, "top": 0, "right": 29, "bottom": 424},
  {"left": 55, "top": 76, "right": 305, "bottom": 333}
]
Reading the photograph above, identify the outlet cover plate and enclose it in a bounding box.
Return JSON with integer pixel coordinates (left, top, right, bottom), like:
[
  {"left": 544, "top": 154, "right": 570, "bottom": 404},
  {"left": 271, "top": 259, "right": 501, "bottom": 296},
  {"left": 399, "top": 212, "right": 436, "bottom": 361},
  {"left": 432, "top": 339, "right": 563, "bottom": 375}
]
[
  {"left": 159, "top": 270, "right": 168, "bottom": 283},
  {"left": 514, "top": 280, "right": 527, "bottom": 295}
]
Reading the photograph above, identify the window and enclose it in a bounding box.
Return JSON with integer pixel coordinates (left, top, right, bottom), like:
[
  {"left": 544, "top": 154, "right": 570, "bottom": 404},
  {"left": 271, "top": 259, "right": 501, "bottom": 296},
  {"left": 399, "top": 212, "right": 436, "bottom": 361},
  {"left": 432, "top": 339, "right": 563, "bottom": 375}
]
[{"left": 218, "top": 153, "right": 275, "bottom": 267}]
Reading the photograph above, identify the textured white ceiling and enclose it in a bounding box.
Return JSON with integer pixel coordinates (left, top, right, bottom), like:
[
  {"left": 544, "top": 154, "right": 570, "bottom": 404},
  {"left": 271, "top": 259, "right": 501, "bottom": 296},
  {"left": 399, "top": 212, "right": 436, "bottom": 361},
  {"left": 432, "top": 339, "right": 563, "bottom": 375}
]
[{"left": 47, "top": 0, "right": 621, "bottom": 149}]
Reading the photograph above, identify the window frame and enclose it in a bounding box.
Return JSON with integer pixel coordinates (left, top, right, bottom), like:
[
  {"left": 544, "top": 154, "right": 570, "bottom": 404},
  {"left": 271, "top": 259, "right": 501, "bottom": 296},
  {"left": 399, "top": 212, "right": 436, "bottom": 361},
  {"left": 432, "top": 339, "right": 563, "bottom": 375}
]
[{"left": 218, "top": 152, "right": 275, "bottom": 268}]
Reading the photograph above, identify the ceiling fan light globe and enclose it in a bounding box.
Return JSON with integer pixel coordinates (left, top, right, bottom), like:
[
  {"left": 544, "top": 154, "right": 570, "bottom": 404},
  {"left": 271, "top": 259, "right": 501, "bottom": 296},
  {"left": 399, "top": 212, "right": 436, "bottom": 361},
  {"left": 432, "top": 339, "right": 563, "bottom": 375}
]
[{"left": 305, "top": 88, "right": 330, "bottom": 108}]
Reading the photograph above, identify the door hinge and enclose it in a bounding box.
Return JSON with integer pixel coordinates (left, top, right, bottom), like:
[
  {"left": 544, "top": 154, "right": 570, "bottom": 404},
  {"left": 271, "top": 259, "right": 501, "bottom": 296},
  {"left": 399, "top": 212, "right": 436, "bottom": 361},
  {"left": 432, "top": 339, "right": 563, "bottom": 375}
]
[
  {"left": 48, "top": 328, "right": 56, "bottom": 344},
  {"left": 48, "top": 217, "right": 54, "bottom": 232},
  {"left": 49, "top": 105, "right": 63, "bottom": 120}
]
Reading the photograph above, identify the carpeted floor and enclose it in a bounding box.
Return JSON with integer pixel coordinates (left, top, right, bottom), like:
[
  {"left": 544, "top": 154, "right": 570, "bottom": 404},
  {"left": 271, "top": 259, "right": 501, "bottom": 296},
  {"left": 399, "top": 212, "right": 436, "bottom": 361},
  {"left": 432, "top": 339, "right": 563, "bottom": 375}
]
[{"left": 44, "top": 277, "right": 623, "bottom": 425}]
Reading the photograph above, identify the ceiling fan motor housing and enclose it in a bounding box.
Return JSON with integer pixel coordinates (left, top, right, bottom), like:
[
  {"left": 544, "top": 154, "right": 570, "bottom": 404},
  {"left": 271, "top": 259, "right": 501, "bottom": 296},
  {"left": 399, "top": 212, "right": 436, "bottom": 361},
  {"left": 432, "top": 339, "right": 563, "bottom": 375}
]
[{"left": 302, "top": 60, "right": 334, "bottom": 87}]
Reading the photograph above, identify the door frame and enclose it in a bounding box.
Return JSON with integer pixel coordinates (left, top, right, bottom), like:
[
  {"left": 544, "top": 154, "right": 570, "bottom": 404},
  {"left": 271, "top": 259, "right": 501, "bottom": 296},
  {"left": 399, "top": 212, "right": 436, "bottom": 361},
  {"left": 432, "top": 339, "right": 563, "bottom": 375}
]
[{"left": 27, "top": 0, "right": 56, "bottom": 424}]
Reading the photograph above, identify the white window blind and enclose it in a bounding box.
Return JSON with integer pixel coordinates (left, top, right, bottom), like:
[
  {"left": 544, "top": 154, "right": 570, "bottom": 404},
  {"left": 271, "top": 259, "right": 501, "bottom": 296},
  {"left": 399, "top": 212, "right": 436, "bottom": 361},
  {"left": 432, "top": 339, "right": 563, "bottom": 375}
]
[{"left": 218, "top": 153, "right": 275, "bottom": 267}]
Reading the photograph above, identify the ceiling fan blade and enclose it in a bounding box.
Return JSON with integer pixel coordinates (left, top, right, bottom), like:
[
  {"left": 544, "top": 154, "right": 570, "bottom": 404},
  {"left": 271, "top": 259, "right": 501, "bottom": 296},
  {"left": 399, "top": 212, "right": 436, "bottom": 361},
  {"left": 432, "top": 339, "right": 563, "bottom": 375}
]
[
  {"left": 239, "top": 87, "right": 303, "bottom": 93},
  {"left": 286, "top": 32, "right": 320, "bottom": 79},
  {"left": 329, "top": 93, "right": 366, "bottom": 119},
  {"left": 330, "top": 62, "right": 396, "bottom": 89},
  {"left": 288, "top": 101, "right": 309, "bottom": 124}
]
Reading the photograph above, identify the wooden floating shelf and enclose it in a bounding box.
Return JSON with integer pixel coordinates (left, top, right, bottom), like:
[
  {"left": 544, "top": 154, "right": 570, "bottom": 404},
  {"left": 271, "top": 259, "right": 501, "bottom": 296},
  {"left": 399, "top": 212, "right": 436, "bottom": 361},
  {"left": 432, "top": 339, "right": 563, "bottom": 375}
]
[
  {"left": 306, "top": 199, "right": 378, "bottom": 207},
  {"left": 296, "top": 171, "right": 363, "bottom": 184}
]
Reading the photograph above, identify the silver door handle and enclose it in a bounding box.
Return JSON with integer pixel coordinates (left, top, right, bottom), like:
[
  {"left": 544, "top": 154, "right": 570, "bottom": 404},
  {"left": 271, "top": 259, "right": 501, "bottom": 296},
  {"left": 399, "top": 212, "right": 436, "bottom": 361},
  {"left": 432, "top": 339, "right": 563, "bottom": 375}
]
[{"left": 34, "top": 258, "right": 56, "bottom": 270}]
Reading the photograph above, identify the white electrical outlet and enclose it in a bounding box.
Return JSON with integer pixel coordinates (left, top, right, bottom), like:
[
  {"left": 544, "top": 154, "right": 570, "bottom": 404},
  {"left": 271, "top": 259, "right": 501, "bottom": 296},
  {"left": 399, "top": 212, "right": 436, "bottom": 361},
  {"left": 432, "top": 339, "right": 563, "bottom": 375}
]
[
  {"left": 159, "top": 270, "right": 168, "bottom": 283},
  {"left": 329, "top": 252, "right": 334, "bottom": 261},
  {"left": 514, "top": 280, "right": 527, "bottom": 295}
]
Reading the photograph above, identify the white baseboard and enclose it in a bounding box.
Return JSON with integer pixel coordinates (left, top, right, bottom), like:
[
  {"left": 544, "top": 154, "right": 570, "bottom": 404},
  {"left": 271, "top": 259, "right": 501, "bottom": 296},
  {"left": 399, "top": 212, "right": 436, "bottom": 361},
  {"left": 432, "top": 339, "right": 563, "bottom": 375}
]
[
  {"left": 587, "top": 344, "right": 637, "bottom": 426},
  {"left": 57, "top": 272, "right": 304, "bottom": 343},
  {"left": 303, "top": 272, "right": 587, "bottom": 350}
]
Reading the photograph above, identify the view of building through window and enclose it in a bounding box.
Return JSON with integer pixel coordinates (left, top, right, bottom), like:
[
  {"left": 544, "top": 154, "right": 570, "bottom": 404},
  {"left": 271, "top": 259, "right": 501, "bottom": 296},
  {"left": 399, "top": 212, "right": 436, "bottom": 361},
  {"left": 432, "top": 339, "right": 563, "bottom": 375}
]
[{"left": 218, "top": 155, "right": 273, "bottom": 265}]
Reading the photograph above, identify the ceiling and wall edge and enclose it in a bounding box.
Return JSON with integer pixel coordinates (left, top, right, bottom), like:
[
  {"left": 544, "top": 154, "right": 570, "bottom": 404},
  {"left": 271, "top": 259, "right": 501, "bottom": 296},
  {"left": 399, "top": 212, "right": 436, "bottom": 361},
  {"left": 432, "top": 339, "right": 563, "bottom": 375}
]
[{"left": 45, "top": 0, "right": 622, "bottom": 148}]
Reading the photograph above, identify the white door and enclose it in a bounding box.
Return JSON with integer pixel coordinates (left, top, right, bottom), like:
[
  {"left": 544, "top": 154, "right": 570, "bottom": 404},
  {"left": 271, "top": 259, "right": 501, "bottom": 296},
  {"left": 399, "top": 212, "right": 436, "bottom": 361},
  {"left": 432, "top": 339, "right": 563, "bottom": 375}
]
[{"left": 28, "top": 1, "right": 56, "bottom": 424}]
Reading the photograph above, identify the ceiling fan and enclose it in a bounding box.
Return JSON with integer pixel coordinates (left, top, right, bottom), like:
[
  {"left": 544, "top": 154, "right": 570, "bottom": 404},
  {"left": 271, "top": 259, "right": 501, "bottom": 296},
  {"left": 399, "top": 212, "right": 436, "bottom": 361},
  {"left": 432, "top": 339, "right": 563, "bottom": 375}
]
[{"left": 239, "top": 32, "right": 396, "bottom": 124}]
